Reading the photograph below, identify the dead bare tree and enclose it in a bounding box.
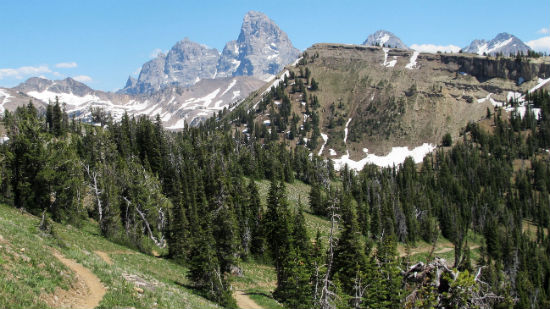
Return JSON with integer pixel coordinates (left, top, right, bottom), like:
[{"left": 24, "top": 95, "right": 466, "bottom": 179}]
[
  {"left": 315, "top": 193, "right": 341, "bottom": 309},
  {"left": 123, "top": 196, "right": 166, "bottom": 248},
  {"left": 84, "top": 164, "right": 103, "bottom": 225}
]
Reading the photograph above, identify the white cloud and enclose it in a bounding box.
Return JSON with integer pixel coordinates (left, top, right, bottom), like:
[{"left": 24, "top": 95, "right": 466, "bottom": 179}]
[
  {"left": 527, "top": 36, "right": 550, "bottom": 54},
  {"left": 0, "top": 65, "right": 51, "bottom": 80},
  {"left": 538, "top": 27, "right": 550, "bottom": 34},
  {"left": 410, "top": 44, "right": 461, "bottom": 54},
  {"left": 72, "top": 75, "right": 92, "bottom": 83},
  {"left": 150, "top": 48, "right": 164, "bottom": 58},
  {"left": 55, "top": 62, "right": 77, "bottom": 68}
]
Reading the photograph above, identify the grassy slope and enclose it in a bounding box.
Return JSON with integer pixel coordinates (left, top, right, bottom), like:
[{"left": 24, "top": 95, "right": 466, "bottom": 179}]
[
  {"left": 0, "top": 204, "right": 220, "bottom": 309},
  {"left": 256, "top": 178, "right": 484, "bottom": 265},
  {"left": 0, "top": 178, "right": 485, "bottom": 309}
]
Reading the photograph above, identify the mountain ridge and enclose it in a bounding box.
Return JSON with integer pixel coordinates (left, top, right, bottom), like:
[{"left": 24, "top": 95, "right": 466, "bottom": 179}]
[
  {"left": 462, "top": 32, "right": 532, "bottom": 56},
  {"left": 121, "top": 11, "right": 299, "bottom": 95}
]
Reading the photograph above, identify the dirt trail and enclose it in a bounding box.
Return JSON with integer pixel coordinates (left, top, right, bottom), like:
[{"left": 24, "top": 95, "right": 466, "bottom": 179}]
[
  {"left": 400, "top": 244, "right": 482, "bottom": 257},
  {"left": 234, "top": 290, "right": 264, "bottom": 309},
  {"left": 94, "top": 250, "right": 113, "bottom": 265},
  {"left": 48, "top": 251, "right": 106, "bottom": 309}
]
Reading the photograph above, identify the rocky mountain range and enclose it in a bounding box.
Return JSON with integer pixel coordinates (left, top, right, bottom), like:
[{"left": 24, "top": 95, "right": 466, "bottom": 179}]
[
  {"left": 3, "top": 75, "right": 264, "bottom": 129},
  {"left": 363, "top": 30, "right": 409, "bottom": 49},
  {"left": 462, "top": 32, "right": 532, "bottom": 56},
  {"left": 121, "top": 11, "right": 299, "bottom": 95},
  {"left": 0, "top": 11, "right": 298, "bottom": 129},
  {"left": 0, "top": 12, "right": 543, "bottom": 135}
]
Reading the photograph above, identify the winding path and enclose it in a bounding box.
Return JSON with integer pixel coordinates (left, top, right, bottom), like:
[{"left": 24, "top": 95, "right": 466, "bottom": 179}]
[{"left": 51, "top": 251, "right": 106, "bottom": 309}]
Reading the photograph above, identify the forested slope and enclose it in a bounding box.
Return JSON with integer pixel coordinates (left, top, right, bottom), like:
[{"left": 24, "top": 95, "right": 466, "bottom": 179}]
[{"left": 0, "top": 84, "right": 549, "bottom": 308}]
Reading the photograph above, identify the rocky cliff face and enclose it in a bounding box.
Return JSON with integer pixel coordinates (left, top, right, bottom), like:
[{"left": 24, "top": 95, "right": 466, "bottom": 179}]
[
  {"left": 122, "top": 11, "right": 299, "bottom": 94},
  {"left": 126, "top": 40, "right": 220, "bottom": 95},
  {"left": 239, "top": 43, "right": 550, "bottom": 163},
  {"left": 217, "top": 11, "right": 300, "bottom": 80},
  {"left": 439, "top": 53, "right": 550, "bottom": 83}
]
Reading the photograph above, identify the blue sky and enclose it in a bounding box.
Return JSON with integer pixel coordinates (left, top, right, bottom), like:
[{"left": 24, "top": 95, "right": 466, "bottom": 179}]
[{"left": 0, "top": 0, "right": 549, "bottom": 91}]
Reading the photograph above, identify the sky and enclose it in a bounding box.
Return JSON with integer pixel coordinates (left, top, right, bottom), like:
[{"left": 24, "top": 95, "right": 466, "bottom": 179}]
[{"left": 0, "top": 0, "right": 549, "bottom": 91}]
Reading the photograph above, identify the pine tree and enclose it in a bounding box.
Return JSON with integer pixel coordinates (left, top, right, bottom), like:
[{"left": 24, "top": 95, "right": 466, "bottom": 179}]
[
  {"left": 332, "top": 192, "right": 367, "bottom": 297},
  {"left": 248, "top": 180, "right": 266, "bottom": 257},
  {"left": 310, "top": 182, "right": 325, "bottom": 216},
  {"left": 265, "top": 177, "right": 293, "bottom": 300}
]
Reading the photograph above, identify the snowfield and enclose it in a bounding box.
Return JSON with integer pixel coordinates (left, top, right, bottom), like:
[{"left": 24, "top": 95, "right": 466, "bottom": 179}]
[
  {"left": 27, "top": 90, "right": 105, "bottom": 107},
  {"left": 0, "top": 89, "right": 12, "bottom": 113},
  {"left": 332, "top": 143, "right": 436, "bottom": 170},
  {"left": 166, "top": 119, "right": 185, "bottom": 130}
]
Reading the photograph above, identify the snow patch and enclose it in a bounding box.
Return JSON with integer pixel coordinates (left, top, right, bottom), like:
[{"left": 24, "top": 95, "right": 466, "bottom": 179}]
[
  {"left": 382, "top": 48, "right": 397, "bottom": 67},
  {"left": 529, "top": 77, "right": 550, "bottom": 93},
  {"left": 332, "top": 143, "right": 436, "bottom": 170},
  {"left": 329, "top": 149, "right": 337, "bottom": 156},
  {"left": 262, "top": 70, "right": 289, "bottom": 95},
  {"left": 291, "top": 57, "right": 303, "bottom": 67},
  {"left": 379, "top": 34, "right": 391, "bottom": 45},
  {"left": 0, "top": 89, "right": 12, "bottom": 113},
  {"left": 161, "top": 112, "right": 172, "bottom": 122},
  {"left": 405, "top": 51, "right": 419, "bottom": 69},
  {"left": 343, "top": 118, "right": 352, "bottom": 144},
  {"left": 27, "top": 90, "right": 107, "bottom": 107},
  {"left": 486, "top": 38, "right": 513, "bottom": 54},
  {"left": 166, "top": 119, "right": 185, "bottom": 130},
  {"left": 232, "top": 90, "right": 241, "bottom": 100},
  {"left": 318, "top": 133, "right": 328, "bottom": 156},
  {"left": 221, "top": 79, "right": 237, "bottom": 96}
]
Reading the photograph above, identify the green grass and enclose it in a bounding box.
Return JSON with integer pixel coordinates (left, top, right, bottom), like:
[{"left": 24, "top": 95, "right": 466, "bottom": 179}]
[
  {"left": 245, "top": 288, "right": 284, "bottom": 309},
  {"left": 398, "top": 231, "right": 485, "bottom": 265},
  {"left": 0, "top": 176, "right": 488, "bottom": 309},
  {"left": 0, "top": 204, "right": 220, "bottom": 309},
  {"left": 233, "top": 259, "right": 282, "bottom": 309}
]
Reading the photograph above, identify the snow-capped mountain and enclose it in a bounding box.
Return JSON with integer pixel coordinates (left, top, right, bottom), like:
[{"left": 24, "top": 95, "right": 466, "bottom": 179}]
[
  {"left": 122, "top": 11, "right": 299, "bottom": 95},
  {"left": 462, "top": 33, "right": 531, "bottom": 56},
  {"left": 0, "top": 87, "right": 46, "bottom": 114},
  {"left": 15, "top": 76, "right": 264, "bottom": 129},
  {"left": 2, "top": 10, "right": 300, "bottom": 129},
  {"left": 363, "top": 30, "right": 409, "bottom": 49}
]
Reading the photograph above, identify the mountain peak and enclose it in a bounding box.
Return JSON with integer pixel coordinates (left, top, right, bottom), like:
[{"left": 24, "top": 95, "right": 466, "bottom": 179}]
[
  {"left": 244, "top": 10, "right": 268, "bottom": 20},
  {"left": 123, "top": 11, "right": 299, "bottom": 94},
  {"left": 363, "top": 30, "right": 409, "bottom": 49},
  {"left": 463, "top": 32, "right": 531, "bottom": 56},
  {"left": 221, "top": 11, "right": 299, "bottom": 79}
]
